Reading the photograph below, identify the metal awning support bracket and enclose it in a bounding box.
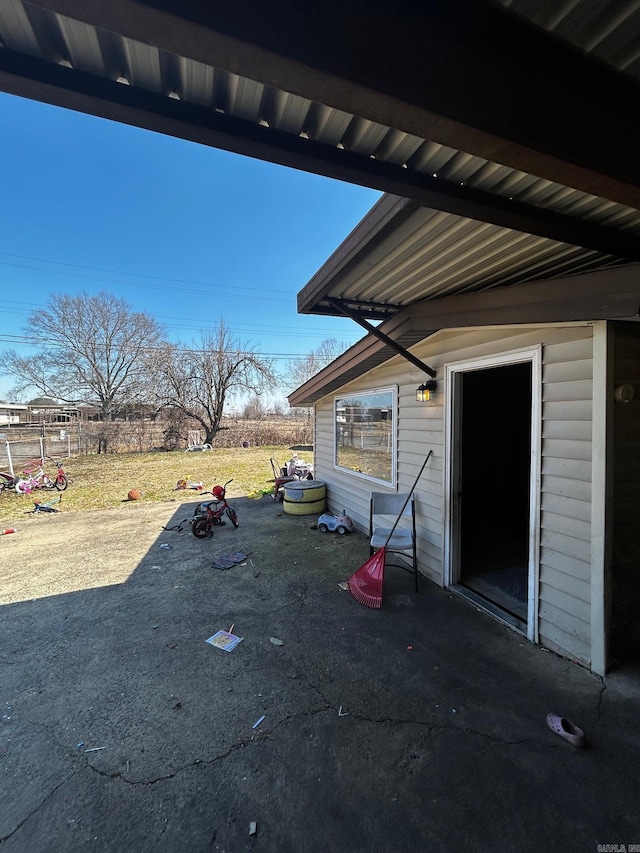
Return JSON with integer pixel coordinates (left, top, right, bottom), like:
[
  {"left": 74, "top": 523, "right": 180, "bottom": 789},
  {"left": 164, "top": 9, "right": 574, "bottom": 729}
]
[{"left": 327, "top": 298, "right": 436, "bottom": 379}]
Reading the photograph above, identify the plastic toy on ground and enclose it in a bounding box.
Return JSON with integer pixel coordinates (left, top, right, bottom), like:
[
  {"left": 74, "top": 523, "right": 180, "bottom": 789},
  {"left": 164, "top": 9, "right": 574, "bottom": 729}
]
[{"left": 317, "top": 512, "right": 354, "bottom": 535}]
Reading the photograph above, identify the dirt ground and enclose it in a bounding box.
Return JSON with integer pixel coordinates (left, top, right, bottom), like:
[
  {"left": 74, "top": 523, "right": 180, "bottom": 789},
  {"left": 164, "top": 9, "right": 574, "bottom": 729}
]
[
  {"left": 0, "top": 490, "right": 366, "bottom": 603},
  {"left": 1, "top": 496, "right": 640, "bottom": 852}
]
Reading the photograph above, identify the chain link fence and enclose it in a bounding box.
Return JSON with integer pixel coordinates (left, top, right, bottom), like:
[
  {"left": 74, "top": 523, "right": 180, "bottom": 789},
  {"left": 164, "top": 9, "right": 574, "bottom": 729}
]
[
  {"left": 0, "top": 417, "right": 312, "bottom": 466},
  {"left": 0, "top": 428, "right": 75, "bottom": 476}
]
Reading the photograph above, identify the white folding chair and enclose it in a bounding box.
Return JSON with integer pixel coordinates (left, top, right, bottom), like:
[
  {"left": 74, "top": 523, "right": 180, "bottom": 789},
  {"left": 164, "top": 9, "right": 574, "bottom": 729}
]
[{"left": 369, "top": 492, "right": 418, "bottom": 592}]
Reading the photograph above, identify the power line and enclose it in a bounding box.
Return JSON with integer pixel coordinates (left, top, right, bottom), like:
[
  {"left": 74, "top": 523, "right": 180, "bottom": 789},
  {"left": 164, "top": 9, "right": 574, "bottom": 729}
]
[
  {"left": 0, "top": 301, "right": 358, "bottom": 343},
  {"left": 0, "top": 250, "right": 293, "bottom": 297},
  {"left": 0, "top": 259, "right": 293, "bottom": 303},
  {"left": 0, "top": 333, "right": 349, "bottom": 361}
]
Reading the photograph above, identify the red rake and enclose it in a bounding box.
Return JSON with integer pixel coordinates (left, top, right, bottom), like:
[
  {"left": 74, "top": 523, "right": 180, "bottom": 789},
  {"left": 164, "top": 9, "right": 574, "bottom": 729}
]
[
  {"left": 348, "top": 450, "right": 433, "bottom": 609},
  {"left": 348, "top": 548, "right": 386, "bottom": 608}
]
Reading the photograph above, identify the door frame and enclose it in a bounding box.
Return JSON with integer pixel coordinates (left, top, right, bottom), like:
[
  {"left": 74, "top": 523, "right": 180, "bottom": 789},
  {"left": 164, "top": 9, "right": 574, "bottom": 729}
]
[{"left": 443, "top": 346, "right": 542, "bottom": 642}]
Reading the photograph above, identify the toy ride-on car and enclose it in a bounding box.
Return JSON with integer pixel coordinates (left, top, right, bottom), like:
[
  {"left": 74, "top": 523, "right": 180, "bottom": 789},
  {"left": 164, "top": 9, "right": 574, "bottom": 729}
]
[{"left": 317, "top": 512, "right": 354, "bottom": 535}]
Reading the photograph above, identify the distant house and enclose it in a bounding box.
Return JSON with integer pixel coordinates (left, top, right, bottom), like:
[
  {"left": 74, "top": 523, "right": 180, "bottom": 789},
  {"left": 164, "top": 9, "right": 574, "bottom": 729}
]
[
  {"left": 27, "top": 401, "right": 85, "bottom": 423},
  {"left": 0, "top": 400, "right": 93, "bottom": 425},
  {"left": 0, "top": 403, "right": 29, "bottom": 425}
]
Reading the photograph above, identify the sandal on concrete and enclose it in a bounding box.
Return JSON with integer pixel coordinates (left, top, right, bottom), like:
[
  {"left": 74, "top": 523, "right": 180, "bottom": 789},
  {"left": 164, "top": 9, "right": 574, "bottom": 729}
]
[{"left": 546, "top": 713, "right": 586, "bottom": 747}]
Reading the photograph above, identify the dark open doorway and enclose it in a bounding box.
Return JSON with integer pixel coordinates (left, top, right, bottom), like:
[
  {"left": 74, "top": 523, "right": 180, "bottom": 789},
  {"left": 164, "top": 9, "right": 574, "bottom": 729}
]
[{"left": 457, "top": 362, "right": 532, "bottom": 624}]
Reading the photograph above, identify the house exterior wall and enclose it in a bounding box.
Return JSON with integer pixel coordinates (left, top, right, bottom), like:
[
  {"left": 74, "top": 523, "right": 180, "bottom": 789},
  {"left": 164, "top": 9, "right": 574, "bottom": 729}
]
[
  {"left": 0, "top": 406, "right": 29, "bottom": 425},
  {"left": 314, "top": 323, "right": 597, "bottom": 666},
  {"left": 611, "top": 321, "right": 640, "bottom": 661}
]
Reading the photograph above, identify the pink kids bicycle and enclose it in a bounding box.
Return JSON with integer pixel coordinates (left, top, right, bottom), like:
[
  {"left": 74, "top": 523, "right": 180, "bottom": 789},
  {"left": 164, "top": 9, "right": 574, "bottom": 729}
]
[{"left": 14, "top": 460, "right": 68, "bottom": 494}]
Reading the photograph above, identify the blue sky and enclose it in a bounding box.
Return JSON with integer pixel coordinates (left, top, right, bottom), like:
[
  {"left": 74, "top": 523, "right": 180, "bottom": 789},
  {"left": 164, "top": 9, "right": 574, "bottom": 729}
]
[{"left": 0, "top": 92, "right": 381, "bottom": 402}]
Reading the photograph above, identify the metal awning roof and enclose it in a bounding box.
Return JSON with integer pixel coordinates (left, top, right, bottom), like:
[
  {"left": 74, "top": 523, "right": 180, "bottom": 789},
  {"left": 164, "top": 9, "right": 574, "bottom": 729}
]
[
  {"left": 1, "top": 0, "right": 640, "bottom": 401},
  {"left": 289, "top": 260, "right": 640, "bottom": 405},
  {"left": 296, "top": 193, "right": 638, "bottom": 321},
  {"left": 1, "top": 2, "right": 640, "bottom": 318},
  {"left": 1, "top": 2, "right": 640, "bottom": 217}
]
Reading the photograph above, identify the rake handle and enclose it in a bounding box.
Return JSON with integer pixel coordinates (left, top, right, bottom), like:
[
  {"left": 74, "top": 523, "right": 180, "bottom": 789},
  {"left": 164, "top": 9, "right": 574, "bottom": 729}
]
[{"left": 384, "top": 450, "right": 433, "bottom": 548}]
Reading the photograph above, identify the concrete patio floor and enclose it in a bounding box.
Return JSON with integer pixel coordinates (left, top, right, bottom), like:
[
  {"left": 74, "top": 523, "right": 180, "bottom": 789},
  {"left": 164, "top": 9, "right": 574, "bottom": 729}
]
[{"left": 1, "top": 494, "right": 639, "bottom": 852}]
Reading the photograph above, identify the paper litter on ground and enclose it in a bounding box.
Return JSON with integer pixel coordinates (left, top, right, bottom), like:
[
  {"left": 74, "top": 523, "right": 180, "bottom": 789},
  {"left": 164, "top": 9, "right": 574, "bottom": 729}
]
[
  {"left": 212, "top": 551, "right": 250, "bottom": 570},
  {"left": 206, "top": 630, "right": 244, "bottom": 651}
]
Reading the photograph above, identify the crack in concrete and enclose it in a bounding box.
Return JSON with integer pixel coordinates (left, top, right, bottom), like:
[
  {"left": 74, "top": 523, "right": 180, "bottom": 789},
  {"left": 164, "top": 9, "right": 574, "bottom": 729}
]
[
  {"left": 85, "top": 701, "right": 332, "bottom": 787},
  {"left": 87, "top": 738, "right": 252, "bottom": 787},
  {"left": 267, "top": 704, "right": 543, "bottom": 752},
  {"left": 266, "top": 702, "right": 332, "bottom": 736},
  {"left": 344, "top": 711, "right": 559, "bottom": 748},
  {"left": 0, "top": 769, "right": 79, "bottom": 844},
  {"left": 7, "top": 694, "right": 567, "bottom": 813},
  {"left": 306, "top": 677, "right": 333, "bottom": 708}
]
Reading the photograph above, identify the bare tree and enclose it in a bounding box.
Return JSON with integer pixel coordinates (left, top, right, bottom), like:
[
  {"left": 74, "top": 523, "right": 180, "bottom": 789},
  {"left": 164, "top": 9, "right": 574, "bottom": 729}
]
[
  {"left": 270, "top": 397, "right": 285, "bottom": 416},
  {"left": 283, "top": 338, "right": 349, "bottom": 394},
  {"left": 1, "top": 291, "right": 163, "bottom": 420},
  {"left": 243, "top": 395, "right": 267, "bottom": 420},
  {"left": 155, "top": 322, "right": 277, "bottom": 446},
  {"left": 283, "top": 338, "right": 349, "bottom": 417}
]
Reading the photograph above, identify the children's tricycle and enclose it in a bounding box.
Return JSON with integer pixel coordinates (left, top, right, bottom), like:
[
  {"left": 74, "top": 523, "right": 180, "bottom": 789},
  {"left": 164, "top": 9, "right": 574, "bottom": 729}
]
[{"left": 317, "top": 512, "right": 353, "bottom": 535}]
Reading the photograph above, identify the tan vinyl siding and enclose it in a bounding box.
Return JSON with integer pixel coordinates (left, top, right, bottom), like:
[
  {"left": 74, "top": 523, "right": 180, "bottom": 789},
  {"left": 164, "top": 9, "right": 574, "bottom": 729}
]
[
  {"left": 541, "top": 457, "right": 592, "bottom": 480},
  {"left": 542, "top": 420, "right": 592, "bottom": 440},
  {"left": 541, "top": 474, "right": 592, "bottom": 501},
  {"left": 540, "top": 334, "right": 593, "bottom": 663},
  {"left": 313, "top": 323, "right": 595, "bottom": 660},
  {"left": 540, "top": 559, "right": 590, "bottom": 600},
  {"left": 537, "top": 610, "right": 591, "bottom": 664}
]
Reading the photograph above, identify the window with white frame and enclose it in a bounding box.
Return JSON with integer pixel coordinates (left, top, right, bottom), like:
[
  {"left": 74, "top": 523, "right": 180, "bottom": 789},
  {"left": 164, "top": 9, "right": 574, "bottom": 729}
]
[{"left": 334, "top": 387, "right": 396, "bottom": 486}]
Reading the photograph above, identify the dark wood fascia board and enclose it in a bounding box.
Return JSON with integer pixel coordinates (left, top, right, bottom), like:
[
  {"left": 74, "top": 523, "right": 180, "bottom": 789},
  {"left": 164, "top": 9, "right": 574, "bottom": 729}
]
[
  {"left": 0, "top": 53, "right": 416, "bottom": 201},
  {"left": 409, "top": 265, "right": 640, "bottom": 331},
  {"left": 289, "top": 265, "right": 640, "bottom": 405},
  {"left": 27, "top": 0, "right": 640, "bottom": 208},
  {"left": 288, "top": 353, "right": 415, "bottom": 407},
  {"left": 3, "top": 51, "right": 640, "bottom": 264}
]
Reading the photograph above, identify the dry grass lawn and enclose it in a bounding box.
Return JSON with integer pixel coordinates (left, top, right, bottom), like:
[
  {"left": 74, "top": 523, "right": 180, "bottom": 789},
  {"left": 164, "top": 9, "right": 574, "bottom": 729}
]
[{"left": 0, "top": 445, "right": 307, "bottom": 526}]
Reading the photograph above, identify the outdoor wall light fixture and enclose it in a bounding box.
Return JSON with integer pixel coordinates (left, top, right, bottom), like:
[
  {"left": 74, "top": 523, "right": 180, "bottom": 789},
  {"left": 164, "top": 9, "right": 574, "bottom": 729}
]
[
  {"left": 416, "top": 380, "right": 437, "bottom": 402},
  {"left": 614, "top": 383, "right": 635, "bottom": 403}
]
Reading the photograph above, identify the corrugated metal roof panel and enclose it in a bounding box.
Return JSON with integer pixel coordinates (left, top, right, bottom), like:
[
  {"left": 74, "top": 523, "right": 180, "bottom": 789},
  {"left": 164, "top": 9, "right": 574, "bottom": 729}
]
[
  {"left": 0, "top": 0, "right": 39, "bottom": 53},
  {"left": 2, "top": 0, "right": 640, "bottom": 317},
  {"left": 121, "top": 36, "right": 161, "bottom": 90},
  {"left": 1, "top": 0, "right": 639, "bottom": 247},
  {"left": 373, "top": 128, "right": 423, "bottom": 167},
  {"left": 172, "top": 56, "right": 214, "bottom": 107},
  {"left": 304, "top": 101, "right": 352, "bottom": 144},
  {"left": 57, "top": 16, "right": 104, "bottom": 74},
  {"left": 262, "top": 87, "right": 310, "bottom": 135},
  {"left": 498, "top": 0, "right": 640, "bottom": 79},
  {"left": 92, "top": 27, "right": 130, "bottom": 82},
  {"left": 340, "top": 115, "right": 390, "bottom": 156},
  {"left": 306, "top": 200, "right": 624, "bottom": 312},
  {"left": 226, "top": 72, "right": 264, "bottom": 121}
]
